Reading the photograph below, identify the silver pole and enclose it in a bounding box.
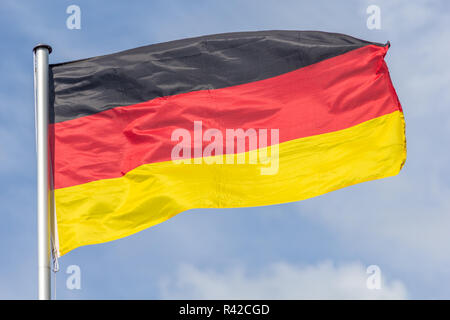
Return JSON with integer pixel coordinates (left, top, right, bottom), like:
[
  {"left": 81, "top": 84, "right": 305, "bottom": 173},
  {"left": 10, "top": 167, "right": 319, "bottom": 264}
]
[{"left": 33, "top": 44, "right": 52, "bottom": 300}]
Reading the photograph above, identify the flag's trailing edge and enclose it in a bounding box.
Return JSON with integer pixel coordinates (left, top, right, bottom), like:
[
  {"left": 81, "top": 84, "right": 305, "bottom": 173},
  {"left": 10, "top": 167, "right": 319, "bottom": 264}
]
[{"left": 49, "top": 30, "right": 406, "bottom": 256}]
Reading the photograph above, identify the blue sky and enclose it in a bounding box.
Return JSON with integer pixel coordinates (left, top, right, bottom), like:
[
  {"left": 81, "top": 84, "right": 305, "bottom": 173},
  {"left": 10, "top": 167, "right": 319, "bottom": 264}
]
[{"left": 1, "top": 0, "right": 449, "bottom": 299}]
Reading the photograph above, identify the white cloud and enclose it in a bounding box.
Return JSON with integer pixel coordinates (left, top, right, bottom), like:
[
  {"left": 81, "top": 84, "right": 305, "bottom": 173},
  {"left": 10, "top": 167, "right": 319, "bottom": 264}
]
[{"left": 160, "top": 261, "right": 407, "bottom": 299}]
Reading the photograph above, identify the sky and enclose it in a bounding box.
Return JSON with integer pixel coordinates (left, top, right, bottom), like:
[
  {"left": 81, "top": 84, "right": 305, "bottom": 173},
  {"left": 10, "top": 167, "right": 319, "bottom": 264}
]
[{"left": 0, "top": 0, "right": 449, "bottom": 299}]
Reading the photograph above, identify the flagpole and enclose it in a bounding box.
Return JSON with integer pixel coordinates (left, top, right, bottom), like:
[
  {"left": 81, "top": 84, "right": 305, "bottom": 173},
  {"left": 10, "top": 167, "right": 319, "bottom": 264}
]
[{"left": 33, "top": 44, "right": 52, "bottom": 300}]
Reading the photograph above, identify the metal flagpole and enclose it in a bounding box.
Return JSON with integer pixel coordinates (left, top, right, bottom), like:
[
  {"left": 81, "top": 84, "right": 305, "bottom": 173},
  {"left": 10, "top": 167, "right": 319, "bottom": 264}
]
[{"left": 33, "top": 44, "right": 52, "bottom": 300}]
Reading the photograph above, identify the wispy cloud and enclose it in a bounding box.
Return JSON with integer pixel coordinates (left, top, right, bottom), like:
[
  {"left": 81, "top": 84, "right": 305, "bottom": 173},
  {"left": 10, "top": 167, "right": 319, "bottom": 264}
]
[{"left": 161, "top": 261, "right": 407, "bottom": 299}]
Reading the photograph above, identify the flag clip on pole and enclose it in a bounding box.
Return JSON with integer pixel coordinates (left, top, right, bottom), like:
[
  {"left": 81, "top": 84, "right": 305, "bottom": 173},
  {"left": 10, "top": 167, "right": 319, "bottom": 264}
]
[{"left": 33, "top": 44, "right": 52, "bottom": 300}]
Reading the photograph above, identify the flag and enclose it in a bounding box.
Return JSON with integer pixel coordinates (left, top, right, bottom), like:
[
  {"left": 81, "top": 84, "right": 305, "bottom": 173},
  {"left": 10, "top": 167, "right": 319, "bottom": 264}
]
[{"left": 50, "top": 30, "right": 406, "bottom": 256}]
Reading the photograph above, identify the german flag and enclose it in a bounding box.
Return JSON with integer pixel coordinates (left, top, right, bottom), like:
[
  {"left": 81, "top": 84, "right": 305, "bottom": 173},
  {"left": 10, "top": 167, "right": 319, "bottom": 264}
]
[{"left": 50, "top": 31, "right": 406, "bottom": 256}]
